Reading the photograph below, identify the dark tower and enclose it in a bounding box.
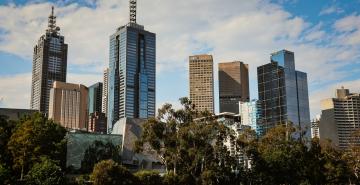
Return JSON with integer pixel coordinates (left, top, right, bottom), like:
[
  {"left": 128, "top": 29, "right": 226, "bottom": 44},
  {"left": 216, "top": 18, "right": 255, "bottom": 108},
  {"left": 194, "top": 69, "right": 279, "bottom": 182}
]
[{"left": 30, "top": 6, "right": 68, "bottom": 113}]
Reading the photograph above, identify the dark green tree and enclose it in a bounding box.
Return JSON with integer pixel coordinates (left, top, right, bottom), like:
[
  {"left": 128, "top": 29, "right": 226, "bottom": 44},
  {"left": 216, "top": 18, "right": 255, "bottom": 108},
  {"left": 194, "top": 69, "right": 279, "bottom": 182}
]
[
  {"left": 0, "top": 162, "right": 12, "bottom": 185},
  {"left": 25, "top": 157, "right": 65, "bottom": 185},
  {"left": 91, "top": 160, "right": 137, "bottom": 185},
  {"left": 7, "top": 113, "right": 67, "bottom": 180},
  {"left": 134, "top": 170, "right": 163, "bottom": 185},
  {"left": 80, "top": 140, "right": 121, "bottom": 173},
  {"left": 136, "top": 97, "right": 238, "bottom": 185},
  {"left": 0, "top": 115, "right": 17, "bottom": 166}
]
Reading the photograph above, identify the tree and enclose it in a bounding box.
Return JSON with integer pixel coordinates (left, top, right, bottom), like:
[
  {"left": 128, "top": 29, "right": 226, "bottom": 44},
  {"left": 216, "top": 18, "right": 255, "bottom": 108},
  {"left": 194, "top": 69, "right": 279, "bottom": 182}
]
[
  {"left": 91, "top": 160, "right": 137, "bottom": 185},
  {"left": 81, "top": 140, "right": 121, "bottom": 173},
  {"left": 0, "top": 163, "right": 11, "bottom": 185},
  {"left": 343, "top": 129, "right": 360, "bottom": 182},
  {"left": 136, "top": 97, "right": 238, "bottom": 184},
  {"left": 25, "top": 157, "right": 65, "bottom": 185},
  {"left": 134, "top": 170, "right": 163, "bottom": 185},
  {"left": 0, "top": 115, "right": 18, "bottom": 166},
  {"left": 7, "top": 113, "right": 67, "bottom": 179}
]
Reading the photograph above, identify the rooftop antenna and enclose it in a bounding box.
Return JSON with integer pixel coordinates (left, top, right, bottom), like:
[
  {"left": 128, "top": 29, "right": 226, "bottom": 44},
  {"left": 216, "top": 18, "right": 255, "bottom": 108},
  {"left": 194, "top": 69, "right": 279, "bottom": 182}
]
[
  {"left": 129, "top": 0, "right": 137, "bottom": 23},
  {"left": 47, "top": 6, "right": 60, "bottom": 34}
]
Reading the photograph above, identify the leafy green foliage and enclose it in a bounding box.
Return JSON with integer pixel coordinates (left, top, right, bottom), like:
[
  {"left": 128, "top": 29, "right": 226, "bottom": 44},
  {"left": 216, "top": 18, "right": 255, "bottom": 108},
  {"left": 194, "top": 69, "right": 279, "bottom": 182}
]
[
  {"left": 7, "top": 113, "right": 67, "bottom": 179},
  {"left": 25, "top": 157, "right": 65, "bottom": 185},
  {"left": 91, "top": 160, "right": 137, "bottom": 185},
  {"left": 0, "top": 162, "right": 12, "bottom": 184},
  {"left": 81, "top": 140, "right": 121, "bottom": 173},
  {"left": 136, "top": 97, "right": 238, "bottom": 184},
  {"left": 134, "top": 170, "right": 162, "bottom": 185}
]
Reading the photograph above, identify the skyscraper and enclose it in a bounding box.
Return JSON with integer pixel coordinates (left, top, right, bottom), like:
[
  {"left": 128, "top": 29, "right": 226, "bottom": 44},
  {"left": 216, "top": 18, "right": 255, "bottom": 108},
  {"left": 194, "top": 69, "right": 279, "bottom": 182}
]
[
  {"left": 320, "top": 87, "right": 360, "bottom": 149},
  {"left": 88, "top": 82, "right": 103, "bottom": 114},
  {"left": 239, "top": 100, "right": 262, "bottom": 135},
  {"left": 107, "top": 0, "right": 156, "bottom": 132},
  {"left": 218, "top": 61, "right": 249, "bottom": 113},
  {"left": 30, "top": 7, "right": 67, "bottom": 113},
  {"left": 257, "top": 50, "right": 310, "bottom": 137},
  {"left": 189, "top": 54, "right": 214, "bottom": 114},
  {"left": 102, "top": 68, "right": 109, "bottom": 115},
  {"left": 48, "top": 81, "right": 88, "bottom": 130}
]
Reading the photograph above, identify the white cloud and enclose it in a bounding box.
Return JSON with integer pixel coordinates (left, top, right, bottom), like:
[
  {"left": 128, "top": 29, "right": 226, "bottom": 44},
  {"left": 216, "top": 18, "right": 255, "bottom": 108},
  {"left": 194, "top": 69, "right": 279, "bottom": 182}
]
[
  {"left": 334, "top": 14, "right": 360, "bottom": 46},
  {"left": 319, "top": 6, "right": 344, "bottom": 16},
  {"left": 0, "top": 0, "right": 360, "bottom": 115},
  {"left": 0, "top": 72, "right": 102, "bottom": 109},
  {"left": 0, "top": 73, "right": 31, "bottom": 109}
]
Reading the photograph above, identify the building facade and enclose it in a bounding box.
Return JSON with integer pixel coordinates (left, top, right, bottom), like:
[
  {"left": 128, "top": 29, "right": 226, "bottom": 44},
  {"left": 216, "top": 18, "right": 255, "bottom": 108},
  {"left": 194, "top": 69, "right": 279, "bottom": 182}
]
[
  {"left": 88, "top": 82, "right": 103, "bottom": 114},
  {"left": 102, "top": 68, "right": 109, "bottom": 115},
  {"left": 320, "top": 88, "right": 360, "bottom": 149},
  {"left": 189, "top": 55, "right": 214, "bottom": 114},
  {"left": 48, "top": 81, "right": 88, "bottom": 130},
  {"left": 30, "top": 7, "right": 67, "bottom": 114},
  {"left": 107, "top": 9, "right": 156, "bottom": 132},
  {"left": 219, "top": 61, "right": 249, "bottom": 113},
  {"left": 257, "top": 50, "right": 310, "bottom": 137},
  {"left": 239, "top": 100, "right": 262, "bottom": 135},
  {"left": 88, "top": 112, "right": 107, "bottom": 134}
]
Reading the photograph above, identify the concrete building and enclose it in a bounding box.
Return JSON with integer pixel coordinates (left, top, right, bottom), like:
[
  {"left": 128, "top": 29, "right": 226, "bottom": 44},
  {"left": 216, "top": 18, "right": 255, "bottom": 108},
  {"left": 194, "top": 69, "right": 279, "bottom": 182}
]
[
  {"left": 239, "top": 100, "right": 262, "bottom": 135},
  {"left": 0, "top": 108, "right": 37, "bottom": 121},
  {"left": 189, "top": 54, "right": 214, "bottom": 114},
  {"left": 102, "top": 68, "right": 109, "bottom": 115},
  {"left": 30, "top": 7, "right": 67, "bottom": 114},
  {"left": 257, "top": 49, "right": 310, "bottom": 138},
  {"left": 320, "top": 88, "right": 360, "bottom": 149},
  {"left": 219, "top": 61, "right": 249, "bottom": 113},
  {"left": 107, "top": 1, "right": 156, "bottom": 133},
  {"left": 112, "top": 118, "right": 164, "bottom": 171},
  {"left": 48, "top": 81, "right": 88, "bottom": 130},
  {"left": 311, "top": 115, "right": 321, "bottom": 139},
  {"left": 88, "top": 82, "right": 103, "bottom": 114},
  {"left": 88, "top": 112, "right": 107, "bottom": 134}
]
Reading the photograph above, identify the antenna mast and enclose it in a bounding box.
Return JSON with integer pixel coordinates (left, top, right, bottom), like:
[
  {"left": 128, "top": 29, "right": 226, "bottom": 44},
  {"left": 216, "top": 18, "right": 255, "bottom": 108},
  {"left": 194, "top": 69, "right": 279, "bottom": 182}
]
[
  {"left": 129, "top": 0, "right": 137, "bottom": 23},
  {"left": 47, "top": 6, "right": 60, "bottom": 34}
]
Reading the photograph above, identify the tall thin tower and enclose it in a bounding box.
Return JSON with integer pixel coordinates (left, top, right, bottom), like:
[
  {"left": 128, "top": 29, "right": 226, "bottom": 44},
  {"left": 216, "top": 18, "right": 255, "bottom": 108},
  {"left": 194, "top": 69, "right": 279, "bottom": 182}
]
[
  {"left": 107, "top": 0, "right": 156, "bottom": 132},
  {"left": 30, "top": 6, "right": 68, "bottom": 113}
]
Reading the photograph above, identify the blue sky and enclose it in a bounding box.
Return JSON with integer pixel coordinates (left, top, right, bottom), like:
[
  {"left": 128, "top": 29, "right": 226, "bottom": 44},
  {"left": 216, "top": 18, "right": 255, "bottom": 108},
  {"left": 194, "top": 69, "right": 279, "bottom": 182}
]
[{"left": 0, "top": 0, "right": 360, "bottom": 117}]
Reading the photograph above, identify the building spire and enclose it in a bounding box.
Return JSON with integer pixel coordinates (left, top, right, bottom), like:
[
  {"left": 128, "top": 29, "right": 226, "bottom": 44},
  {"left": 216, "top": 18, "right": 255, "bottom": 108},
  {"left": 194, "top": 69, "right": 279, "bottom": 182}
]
[
  {"left": 129, "top": 0, "right": 137, "bottom": 23},
  {"left": 47, "top": 6, "right": 60, "bottom": 34}
]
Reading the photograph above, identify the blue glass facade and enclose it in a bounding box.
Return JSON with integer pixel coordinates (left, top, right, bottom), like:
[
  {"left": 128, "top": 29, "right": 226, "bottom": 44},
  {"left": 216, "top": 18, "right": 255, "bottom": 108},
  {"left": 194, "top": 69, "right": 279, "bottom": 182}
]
[
  {"left": 88, "top": 82, "right": 103, "bottom": 114},
  {"left": 257, "top": 50, "right": 310, "bottom": 138},
  {"left": 107, "top": 23, "right": 156, "bottom": 133}
]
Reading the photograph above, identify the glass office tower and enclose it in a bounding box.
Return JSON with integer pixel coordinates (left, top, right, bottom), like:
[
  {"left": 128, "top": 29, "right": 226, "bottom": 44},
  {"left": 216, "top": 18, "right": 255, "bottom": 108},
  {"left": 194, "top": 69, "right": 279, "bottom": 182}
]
[
  {"left": 257, "top": 50, "right": 310, "bottom": 138},
  {"left": 107, "top": 22, "right": 156, "bottom": 133},
  {"left": 88, "top": 82, "right": 103, "bottom": 114}
]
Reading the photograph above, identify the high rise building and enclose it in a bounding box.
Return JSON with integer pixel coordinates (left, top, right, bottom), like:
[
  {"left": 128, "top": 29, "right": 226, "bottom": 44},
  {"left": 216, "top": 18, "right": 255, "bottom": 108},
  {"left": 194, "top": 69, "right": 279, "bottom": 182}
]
[
  {"left": 239, "top": 100, "right": 262, "bottom": 135},
  {"left": 257, "top": 49, "right": 310, "bottom": 137},
  {"left": 107, "top": 0, "right": 156, "bottom": 132},
  {"left": 30, "top": 7, "right": 67, "bottom": 113},
  {"left": 88, "top": 82, "right": 103, "bottom": 114},
  {"left": 48, "top": 81, "right": 88, "bottom": 130},
  {"left": 311, "top": 118, "right": 320, "bottom": 139},
  {"left": 189, "top": 54, "right": 214, "bottom": 114},
  {"left": 88, "top": 112, "right": 107, "bottom": 134},
  {"left": 320, "top": 87, "right": 360, "bottom": 149},
  {"left": 102, "top": 68, "right": 109, "bottom": 115},
  {"left": 219, "top": 61, "right": 249, "bottom": 113}
]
